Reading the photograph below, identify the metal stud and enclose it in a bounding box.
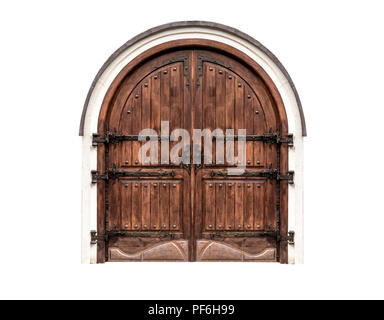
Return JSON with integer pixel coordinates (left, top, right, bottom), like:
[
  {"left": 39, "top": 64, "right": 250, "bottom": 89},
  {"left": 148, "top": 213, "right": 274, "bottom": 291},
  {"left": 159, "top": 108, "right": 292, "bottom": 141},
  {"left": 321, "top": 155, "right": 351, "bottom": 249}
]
[
  {"left": 257, "top": 184, "right": 261, "bottom": 189},
  {"left": 228, "top": 183, "right": 232, "bottom": 187},
  {"left": 219, "top": 184, "right": 223, "bottom": 187},
  {"left": 219, "top": 225, "right": 223, "bottom": 229},
  {"left": 163, "top": 70, "right": 168, "bottom": 74},
  {"left": 144, "top": 184, "right": 147, "bottom": 188},
  {"left": 209, "top": 184, "right": 213, "bottom": 188},
  {"left": 153, "top": 224, "right": 156, "bottom": 228},
  {"left": 247, "top": 160, "right": 251, "bottom": 165},
  {"left": 173, "top": 224, "right": 177, "bottom": 228},
  {"left": 153, "top": 183, "right": 157, "bottom": 187},
  {"left": 173, "top": 67, "right": 177, "bottom": 71},
  {"left": 238, "top": 83, "right": 242, "bottom": 88},
  {"left": 219, "top": 70, "right": 223, "bottom": 74},
  {"left": 162, "top": 224, "right": 166, "bottom": 228},
  {"left": 209, "top": 67, "right": 213, "bottom": 71},
  {"left": 135, "top": 183, "right": 138, "bottom": 188},
  {"left": 163, "top": 183, "right": 166, "bottom": 187},
  {"left": 124, "top": 184, "right": 128, "bottom": 188},
  {"left": 135, "top": 160, "right": 139, "bottom": 164},
  {"left": 173, "top": 184, "right": 176, "bottom": 188},
  {"left": 247, "top": 225, "right": 251, "bottom": 229},
  {"left": 144, "top": 83, "right": 148, "bottom": 87},
  {"left": 257, "top": 160, "right": 261, "bottom": 165},
  {"left": 125, "top": 160, "right": 129, "bottom": 164},
  {"left": 124, "top": 224, "right": 128, "bottom": 228},
  {"left": 247, "top": 94, "right": 251, "bottom": 99},
  {"left": 134, "top": 224, "right": 138, "bottom": 229},
  {"left": 127, "top": 110, "right": 131, "bottom": 114},
  {"left": 154, "top": 76, "right": 158, "bottom": 79},
  {"left": 257, "top": 224, "right": 261, "bottom": 228},
  {"left": 208, "top": 225, "right": 212, "bottom": 228},
  {"left": 135, "top": 94, "right": 139, "bottom": 99},
  {"left": 228, "top": 225, "right": 232, "bottom": 228},
  {"left": 238, "top": 224, "right": 242, "bottom": 228},
  {"left": 228, "top": 75, "right": 232, "bottom": 79},
  {"left": 247, "top": 184, "right": 251, "bottom": 188},
  {"left": 143, "top": 224, "right": 147, "bottom": 228},
  {"left": 255, "top": 110, "right": 259, "bottom": 114}
]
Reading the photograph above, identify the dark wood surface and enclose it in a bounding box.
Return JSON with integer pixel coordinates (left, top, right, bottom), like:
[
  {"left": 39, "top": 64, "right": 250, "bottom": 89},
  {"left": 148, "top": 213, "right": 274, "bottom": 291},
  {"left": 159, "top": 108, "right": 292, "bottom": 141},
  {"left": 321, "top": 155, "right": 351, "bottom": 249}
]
[{"left": 96, "top": 40, "right": 289, "bottom": 263}]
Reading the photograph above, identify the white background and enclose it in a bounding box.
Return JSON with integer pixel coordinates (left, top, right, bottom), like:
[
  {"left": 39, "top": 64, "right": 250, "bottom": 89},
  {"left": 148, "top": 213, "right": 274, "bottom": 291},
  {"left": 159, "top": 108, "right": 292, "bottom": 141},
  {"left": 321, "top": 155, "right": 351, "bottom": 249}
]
[{"left": 0, "top": 0, "right": 383, "bottom": 299}]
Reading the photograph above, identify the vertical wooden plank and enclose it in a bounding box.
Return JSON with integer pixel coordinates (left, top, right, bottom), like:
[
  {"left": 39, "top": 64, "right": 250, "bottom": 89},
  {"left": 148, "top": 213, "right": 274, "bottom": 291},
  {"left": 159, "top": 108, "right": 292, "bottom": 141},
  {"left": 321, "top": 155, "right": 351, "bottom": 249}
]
[
  {"left": 170, "top": 181, "right": 181, "bottom": 231},
  {"left": 121, "top": 182, "right": 132, "bottom": 230},
  {"left": 170, "top": 63, "right": 182, "bottom": 160},
  {"left": 244, "top": 182, "right": 254, "bottom": 231},
  {"left": 203, "top": 63, "right": 215, "bottom": 164},
  {"left": 254, "top": 182, "right": 265, "bottom": 230},
  {"left": 204, "top": 181, "right": 215, "bottom": 230},
  {"left": 151, "top": 71, "right": 161, "bottom": 164},
  {"left": 215, "top": 67, "right": 225, "bottom": 165},
  {"left": 225, "top": 182, "right": 235, "bottom": 230},
  {"left": 131, "top": 181, "right": 141, "bottom": 230},
  {"left": 121, "top": 98, "right": 133, "bottom": 167},
  {"left": 253, "top": 96, "right": 265, "bottom": 167},
  {"left": 235, "top": 78, "right": 244, "bottom": 164},
  {"left": 141, "top": 182, "right": 151, "bottom": 230},
  {"left": 234, "top": 182, "right": 244, "bottom": 230},
  {"left": 131, "top": 86, "right": 142, "bottom": 166},
  {"left": 245, "top": 90, "right": 254, "bottom": 167},
  {"left": 225, "top": 71, "right": 235, "bottom": 165},
  {"left": 150, "top": 182, "right": 160, "bottom": 230},
  {"left": 159, "top": 182, "right": 170, "bottom": 230},
  {"left": 264, "top": 180, "right": 276, "bottom": 230},
  {"left": 160, "top": 67, "right": 170, "bottom": 165},
  {"left": 108, "top": 180, "right": 120, "bottom": 230},
  {"left": 215, "top": 182, "right": 225, "bottom": 230},
  {"left": 141, "top": 77, "right": 151, "bottom": 165}
]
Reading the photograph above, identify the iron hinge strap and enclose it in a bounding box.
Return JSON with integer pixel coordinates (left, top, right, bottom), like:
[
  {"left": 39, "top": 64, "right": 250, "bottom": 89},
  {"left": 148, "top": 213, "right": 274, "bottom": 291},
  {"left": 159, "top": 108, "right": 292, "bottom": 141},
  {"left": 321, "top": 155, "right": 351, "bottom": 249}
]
[
  {"left": 93, "top": 133, "right": 167, "bottom": 146},
  {"left": 210, "top": 169, "right": 294, "bottom": 184},
  {"left": 90, "top": 230, "right": 176, "bottom": 243},
  {"left": 92, "top": 133, "right": 294, "bottom": 147},
  {"left": 91, "top": 168, "right": 176, "bottom": 183},
  {"left": 217, "top": 133, "right": 294, "bottom": 146},
  {"left": 209, "top": 230, "right": 295, "bottom": 245}
]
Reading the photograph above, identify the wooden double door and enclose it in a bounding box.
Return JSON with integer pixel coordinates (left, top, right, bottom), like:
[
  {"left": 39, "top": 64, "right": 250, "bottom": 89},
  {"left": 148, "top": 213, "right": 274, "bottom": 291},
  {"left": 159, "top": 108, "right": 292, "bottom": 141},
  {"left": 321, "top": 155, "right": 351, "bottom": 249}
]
[{"left": 95, "top": 43, "right": 290, "bottom": 263}]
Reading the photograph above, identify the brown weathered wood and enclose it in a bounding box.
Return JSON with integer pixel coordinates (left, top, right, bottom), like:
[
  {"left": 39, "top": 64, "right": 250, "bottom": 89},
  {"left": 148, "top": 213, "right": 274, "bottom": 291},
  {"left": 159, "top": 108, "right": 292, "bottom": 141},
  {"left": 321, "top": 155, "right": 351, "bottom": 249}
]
[{"left": 96, "top": 41, "right": 289, "bottom": 263}]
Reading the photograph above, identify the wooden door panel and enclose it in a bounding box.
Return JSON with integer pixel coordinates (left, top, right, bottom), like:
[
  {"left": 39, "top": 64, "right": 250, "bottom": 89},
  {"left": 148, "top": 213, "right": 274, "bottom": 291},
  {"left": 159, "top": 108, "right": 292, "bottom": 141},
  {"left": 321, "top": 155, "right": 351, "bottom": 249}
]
[
  {"left": 201, "top": 178, "right": 273, "bottom": 232},
  {"left": 97, "top": 45, "right": 288, "bottom": 262},
  {"left": 194, "top": 50, "right": 281, "bottom": 262}
]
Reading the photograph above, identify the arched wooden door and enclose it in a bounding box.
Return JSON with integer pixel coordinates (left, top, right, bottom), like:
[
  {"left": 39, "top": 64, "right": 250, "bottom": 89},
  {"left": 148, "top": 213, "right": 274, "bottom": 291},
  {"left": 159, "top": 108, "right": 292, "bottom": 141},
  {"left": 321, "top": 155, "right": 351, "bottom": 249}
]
[{"left": 93, "top": 41, "right": 291, "bottom": 263}]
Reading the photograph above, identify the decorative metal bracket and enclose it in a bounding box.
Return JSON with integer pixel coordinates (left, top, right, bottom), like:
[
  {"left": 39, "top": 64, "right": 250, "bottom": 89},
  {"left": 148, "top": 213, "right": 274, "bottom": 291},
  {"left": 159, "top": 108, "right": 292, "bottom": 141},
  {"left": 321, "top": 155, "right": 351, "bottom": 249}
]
[
  {"left": 197, "top": 55, "right": 232, "bottom": 86},
  {"left": 277, "top": 231, "right": 295, "bottom": 245},
  {"left": 90, "top": 230, "right": 107, "bottom": 244},
  {"left": 277, "top": 171, "right": 295, "bottom": 184},
  {"left": 154, "top": 56, "right": 190, "bottom": 87}
]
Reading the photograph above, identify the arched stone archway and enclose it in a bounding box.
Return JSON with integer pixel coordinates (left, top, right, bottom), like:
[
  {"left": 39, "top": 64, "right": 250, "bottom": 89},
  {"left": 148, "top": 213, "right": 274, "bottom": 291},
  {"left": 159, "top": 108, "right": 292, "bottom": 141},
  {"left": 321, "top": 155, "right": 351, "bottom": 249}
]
[{"left": 80, "top": 21, "right": 305, "bottom": 264}]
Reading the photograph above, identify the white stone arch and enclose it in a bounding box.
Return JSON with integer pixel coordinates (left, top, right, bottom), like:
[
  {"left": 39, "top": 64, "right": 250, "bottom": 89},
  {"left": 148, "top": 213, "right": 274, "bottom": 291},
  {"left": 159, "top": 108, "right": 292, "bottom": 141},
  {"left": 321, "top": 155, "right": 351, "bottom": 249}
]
[{"left": 80, "top": 21, "right": 305, "bottom": 264}]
